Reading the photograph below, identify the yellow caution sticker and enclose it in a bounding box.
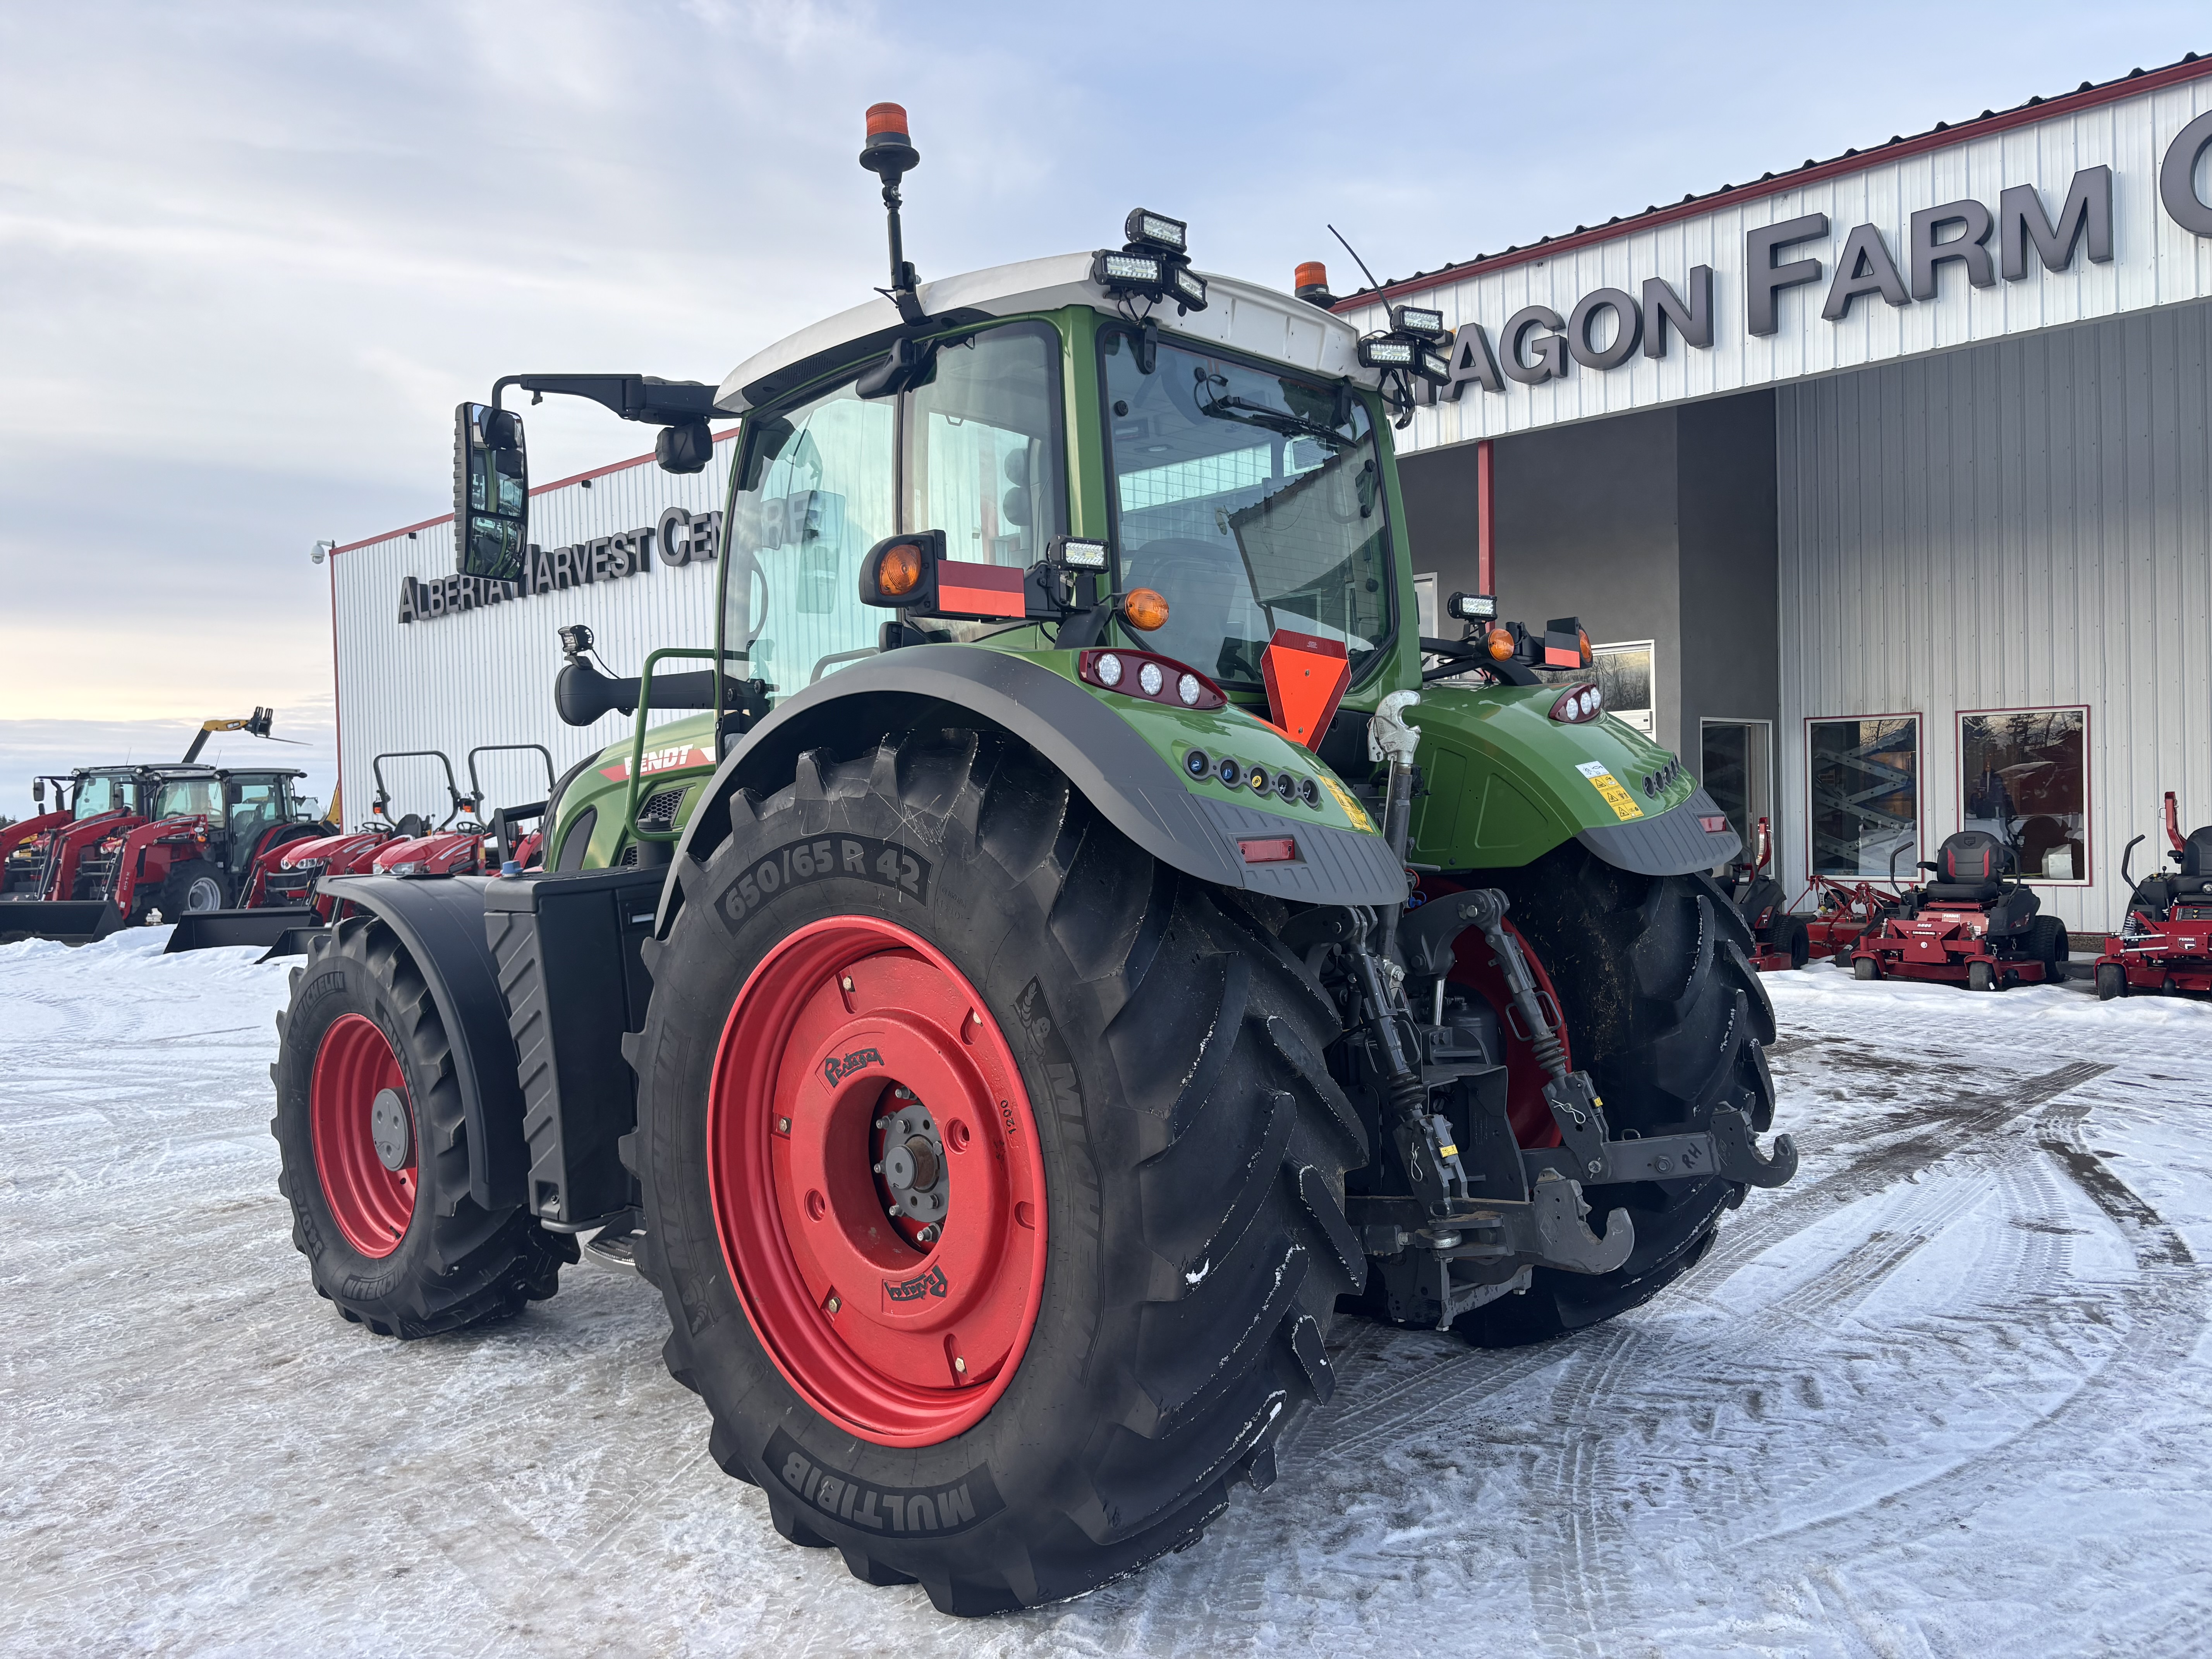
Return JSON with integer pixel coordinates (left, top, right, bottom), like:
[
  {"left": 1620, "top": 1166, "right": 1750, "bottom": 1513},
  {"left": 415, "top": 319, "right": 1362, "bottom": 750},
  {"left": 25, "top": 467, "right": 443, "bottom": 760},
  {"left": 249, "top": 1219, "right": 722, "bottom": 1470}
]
[
  {"left": 1319, "top": 773, "right": 1376, "bottom": 834},
  {"left": 1576, "top": 759, "right": 1644, "bottom": 822}
]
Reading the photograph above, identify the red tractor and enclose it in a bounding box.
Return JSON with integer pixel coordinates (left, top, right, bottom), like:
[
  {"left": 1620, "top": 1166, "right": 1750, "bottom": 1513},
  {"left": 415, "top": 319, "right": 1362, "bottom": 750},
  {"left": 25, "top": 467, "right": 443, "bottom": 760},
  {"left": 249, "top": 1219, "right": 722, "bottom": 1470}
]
[
  {"left": 2094, "top": 792, "right": 2212, "bottom": 1000},
  {"left": 80, "top": 764, "right": 327, "bottom": 929},
  {"left": 0, "top": 767, "right": 159, "bottom": 941},
  {"left": 1850, "top": 826, "right": 2069, "bottom": 991}
]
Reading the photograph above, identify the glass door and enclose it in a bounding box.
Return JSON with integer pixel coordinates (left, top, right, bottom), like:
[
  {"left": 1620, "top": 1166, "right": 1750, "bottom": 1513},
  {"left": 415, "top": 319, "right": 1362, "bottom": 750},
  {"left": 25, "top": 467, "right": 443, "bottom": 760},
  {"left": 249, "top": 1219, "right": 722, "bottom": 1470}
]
[{"left": 1700, "top": 719, "right": 1773, "bottom": 870}]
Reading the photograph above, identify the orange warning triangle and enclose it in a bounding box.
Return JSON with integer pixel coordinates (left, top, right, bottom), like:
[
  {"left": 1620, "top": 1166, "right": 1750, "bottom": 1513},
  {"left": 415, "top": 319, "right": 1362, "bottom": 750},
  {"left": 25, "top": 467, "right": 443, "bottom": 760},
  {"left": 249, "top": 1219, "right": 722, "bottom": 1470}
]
[{"left": 1260, "top": 629, "right": 1351, "bottom": 750}]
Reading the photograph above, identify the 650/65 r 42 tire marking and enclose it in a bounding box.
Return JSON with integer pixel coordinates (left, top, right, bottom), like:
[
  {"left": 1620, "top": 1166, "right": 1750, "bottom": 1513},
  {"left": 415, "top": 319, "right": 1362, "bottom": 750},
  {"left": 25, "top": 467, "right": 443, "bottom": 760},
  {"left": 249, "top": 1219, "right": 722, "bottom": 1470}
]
[{"left": 708, "top": 914, "right": 1049, "bottom": 1448}]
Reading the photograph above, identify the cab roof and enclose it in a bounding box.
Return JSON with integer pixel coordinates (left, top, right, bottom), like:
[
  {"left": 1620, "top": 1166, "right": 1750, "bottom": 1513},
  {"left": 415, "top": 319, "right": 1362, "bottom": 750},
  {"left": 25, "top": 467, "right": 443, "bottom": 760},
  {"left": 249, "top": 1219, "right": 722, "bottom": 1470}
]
[{"left": 716, "top": 252, "right": 1374, "bottom": 415}]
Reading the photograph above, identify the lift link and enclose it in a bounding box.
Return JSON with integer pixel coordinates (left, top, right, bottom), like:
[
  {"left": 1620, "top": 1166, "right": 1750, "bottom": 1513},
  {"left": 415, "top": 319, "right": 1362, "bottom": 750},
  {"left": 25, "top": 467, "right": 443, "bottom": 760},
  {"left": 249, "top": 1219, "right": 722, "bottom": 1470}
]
[
  {"left": 1345, "top": 913, "right": 1632, "bottom": 1322},
  {"left": 1405, "top": 887, "right": 1800, "bottom": 1194}
]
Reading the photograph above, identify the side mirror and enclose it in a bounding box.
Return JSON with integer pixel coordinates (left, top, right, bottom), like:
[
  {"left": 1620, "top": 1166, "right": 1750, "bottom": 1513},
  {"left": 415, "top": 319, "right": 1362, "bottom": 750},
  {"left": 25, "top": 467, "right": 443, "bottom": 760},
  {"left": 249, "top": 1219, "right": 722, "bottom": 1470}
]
[
  {"left": 454, "top": 402, "right": 529, "bottom": 580},
  {"left": 32, "top": 778, "right": 45, "bottom": 807},
  {"left": 656, "top": 418, "right": 714, "bottom": 475}
]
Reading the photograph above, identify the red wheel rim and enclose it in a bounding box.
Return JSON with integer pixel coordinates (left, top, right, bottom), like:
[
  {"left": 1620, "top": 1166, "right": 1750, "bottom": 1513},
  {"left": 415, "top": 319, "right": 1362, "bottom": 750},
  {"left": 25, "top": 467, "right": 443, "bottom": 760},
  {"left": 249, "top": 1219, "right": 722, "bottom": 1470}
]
[
  {"left": 708, "top": 917, "right": 1049, "bottom": 1447},
  {"left": 311, "top": 1013, "right": 416, "bottom": 1257}
]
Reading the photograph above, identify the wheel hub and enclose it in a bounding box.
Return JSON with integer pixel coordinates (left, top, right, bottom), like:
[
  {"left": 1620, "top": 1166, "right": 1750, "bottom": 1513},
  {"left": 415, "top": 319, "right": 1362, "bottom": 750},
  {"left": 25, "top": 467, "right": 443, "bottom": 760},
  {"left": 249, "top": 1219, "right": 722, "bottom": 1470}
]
[
  {"left": 370, "top": 1087, "right": 412, "bottom": 1171},
  {"left": 875, "top": 1090, "right": 947, "bottom": 1234},
  {"left": 708, "top": 916, "right": 1049, "bottom": 1446}
]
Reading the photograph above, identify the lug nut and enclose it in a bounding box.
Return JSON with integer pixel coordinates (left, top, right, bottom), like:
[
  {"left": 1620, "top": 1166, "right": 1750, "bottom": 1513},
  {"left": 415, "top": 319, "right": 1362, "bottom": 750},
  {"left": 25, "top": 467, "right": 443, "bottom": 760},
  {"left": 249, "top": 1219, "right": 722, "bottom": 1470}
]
[
  {"left": 918, "top": 1224, "right": 939, "bottom": 1243},
  {"left": 826, "top": 1296, "right": 840, "bottom": 1314},
  {"left": 952, "top": 1356, "right": 966, "bottom": 1374},
  {"left": 841, "top": 976, "right": 855, "bottom": 992},
  {"left": 777, "top": 1116, "right": 791, "bottom": 1133}
]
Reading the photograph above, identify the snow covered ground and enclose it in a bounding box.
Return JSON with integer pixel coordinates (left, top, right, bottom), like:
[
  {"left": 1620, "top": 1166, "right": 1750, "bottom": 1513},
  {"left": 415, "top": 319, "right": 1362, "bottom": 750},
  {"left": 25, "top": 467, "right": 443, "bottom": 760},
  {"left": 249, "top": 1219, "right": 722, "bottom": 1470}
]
[{"left": 4, "top": 929, "right": 2210, "bottom": 1656}]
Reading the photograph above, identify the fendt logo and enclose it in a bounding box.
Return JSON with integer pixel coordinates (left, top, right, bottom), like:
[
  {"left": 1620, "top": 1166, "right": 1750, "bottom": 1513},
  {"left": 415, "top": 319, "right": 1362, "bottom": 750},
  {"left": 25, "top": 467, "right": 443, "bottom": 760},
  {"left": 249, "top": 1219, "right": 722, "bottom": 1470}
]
[{"left": 821, "top": 1046, "right": 883, "bottom": 1086}]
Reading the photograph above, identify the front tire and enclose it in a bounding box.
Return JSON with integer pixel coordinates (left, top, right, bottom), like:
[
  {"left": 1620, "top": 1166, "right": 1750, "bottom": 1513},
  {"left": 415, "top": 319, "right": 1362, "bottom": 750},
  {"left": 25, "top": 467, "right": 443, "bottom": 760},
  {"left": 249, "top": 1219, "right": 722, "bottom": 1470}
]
[
  {"left": 2096, "top": 962, "right": 2126, "bottom": 1001},
  {"left": 270, "top": 917, "right": 574, "bottom": 1336},
  {"left": 160, "top": 858, "right": 229, "bottom": 918},
  {"left": 628, "top": 731, "right": 1366, "bottom": 1613},
  {"left": 1448, "top": 842, "right": 1778, "bottom": 1347}
]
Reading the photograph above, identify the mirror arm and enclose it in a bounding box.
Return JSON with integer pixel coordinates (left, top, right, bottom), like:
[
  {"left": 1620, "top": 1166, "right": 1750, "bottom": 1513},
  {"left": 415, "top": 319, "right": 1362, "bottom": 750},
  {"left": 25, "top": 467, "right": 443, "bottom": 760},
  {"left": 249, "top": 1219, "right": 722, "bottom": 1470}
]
[{"left": 492, "top": 373, "right": 726, "bottom": 426}]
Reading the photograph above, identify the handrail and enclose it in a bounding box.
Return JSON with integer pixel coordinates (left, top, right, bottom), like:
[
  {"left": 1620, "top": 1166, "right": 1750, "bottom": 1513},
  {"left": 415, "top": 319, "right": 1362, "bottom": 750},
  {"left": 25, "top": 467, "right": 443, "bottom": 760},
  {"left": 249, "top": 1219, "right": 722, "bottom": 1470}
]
[{"left": 624, "top": 647, "right": 723, "bottom": 843}]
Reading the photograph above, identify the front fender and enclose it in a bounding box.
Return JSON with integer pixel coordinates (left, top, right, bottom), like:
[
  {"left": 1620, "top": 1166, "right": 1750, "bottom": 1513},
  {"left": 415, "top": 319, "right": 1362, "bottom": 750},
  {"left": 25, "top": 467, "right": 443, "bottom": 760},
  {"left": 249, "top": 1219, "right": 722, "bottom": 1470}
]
[
  {"left": 316, "top": 873, "right": 527, "bottom": 1213},
  {"left": 1405, "top": 684, "right": 1742, "bottom": 877},
  {"left": 667, "top": 644, "right": 1407, "bottom": 929}
]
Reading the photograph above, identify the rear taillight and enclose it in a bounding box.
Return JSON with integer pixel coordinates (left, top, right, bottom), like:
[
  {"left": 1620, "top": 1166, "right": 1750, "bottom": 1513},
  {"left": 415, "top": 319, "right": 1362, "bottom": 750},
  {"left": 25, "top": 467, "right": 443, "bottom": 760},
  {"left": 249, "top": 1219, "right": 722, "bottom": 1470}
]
[{"left": 1549, "top": 683, "right": 1602, "bottom": 723}]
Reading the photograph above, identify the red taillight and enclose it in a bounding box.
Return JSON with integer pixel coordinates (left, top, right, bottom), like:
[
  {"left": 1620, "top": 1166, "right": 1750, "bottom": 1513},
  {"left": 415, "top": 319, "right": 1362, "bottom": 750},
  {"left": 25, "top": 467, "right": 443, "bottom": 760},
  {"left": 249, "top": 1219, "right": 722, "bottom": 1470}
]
[
  {"left": 1549, "top": 683, "right": 1602, "bottom": 723},
  {"left": 1238, "top": 838, "right": 1298, "bottom": 864},
  {"left": 1079, "top": 649, "right": 1227, "bottom": 710},
  {"left": 1698, "top": 815, "right": 1731, "bottom": 834}
]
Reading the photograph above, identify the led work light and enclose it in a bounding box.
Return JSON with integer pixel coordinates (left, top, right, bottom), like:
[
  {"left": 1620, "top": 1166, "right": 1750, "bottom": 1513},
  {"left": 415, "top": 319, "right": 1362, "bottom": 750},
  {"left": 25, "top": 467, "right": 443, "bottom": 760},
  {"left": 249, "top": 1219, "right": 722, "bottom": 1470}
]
[{"left": 1389, "top": 304, "right": 1450, "bottom": 341}]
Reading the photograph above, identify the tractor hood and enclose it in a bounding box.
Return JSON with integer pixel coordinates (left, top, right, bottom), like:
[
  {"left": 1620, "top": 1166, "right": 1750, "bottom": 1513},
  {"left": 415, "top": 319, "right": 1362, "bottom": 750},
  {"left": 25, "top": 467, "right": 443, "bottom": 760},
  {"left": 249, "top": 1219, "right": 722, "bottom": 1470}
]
[{"left": 717, "top": 254, "right": 1374, "bottom": 414}]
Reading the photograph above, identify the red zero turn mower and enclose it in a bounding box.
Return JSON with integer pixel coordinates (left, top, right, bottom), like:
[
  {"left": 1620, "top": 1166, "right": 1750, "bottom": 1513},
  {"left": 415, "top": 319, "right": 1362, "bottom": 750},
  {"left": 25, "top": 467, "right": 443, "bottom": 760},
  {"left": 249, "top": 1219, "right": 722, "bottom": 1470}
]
[
  {"left": 1797, "top": 872, "right": 1906, "bottom": 966},
  {"left": 2095, "top": 792, "right": 2212, "bottom": 1000},
  {"left": 1729, "top": 817, "right": 1812, "bottom": 970},
  {"left": 1850, "top": 826, "right": 2068, "bottom": 992}
]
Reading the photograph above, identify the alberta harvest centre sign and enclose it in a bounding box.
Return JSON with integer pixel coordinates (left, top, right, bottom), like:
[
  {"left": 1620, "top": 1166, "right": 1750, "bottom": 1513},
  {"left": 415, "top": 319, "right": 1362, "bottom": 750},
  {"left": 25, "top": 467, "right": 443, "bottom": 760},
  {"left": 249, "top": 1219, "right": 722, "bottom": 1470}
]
[{"left": 396, "top": 506, "right": 725, "bottom": 624}]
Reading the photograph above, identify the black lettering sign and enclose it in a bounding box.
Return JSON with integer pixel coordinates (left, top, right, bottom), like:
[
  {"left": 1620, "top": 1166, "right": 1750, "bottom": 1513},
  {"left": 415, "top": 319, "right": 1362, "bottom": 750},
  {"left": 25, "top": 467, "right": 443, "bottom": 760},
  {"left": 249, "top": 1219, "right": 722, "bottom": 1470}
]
[
  {"left": 720, "top": 835, "right": 931, "bottom": 930},
  {"left": 766, "top": 1429, "right": 1005, "bottom": 1537}
]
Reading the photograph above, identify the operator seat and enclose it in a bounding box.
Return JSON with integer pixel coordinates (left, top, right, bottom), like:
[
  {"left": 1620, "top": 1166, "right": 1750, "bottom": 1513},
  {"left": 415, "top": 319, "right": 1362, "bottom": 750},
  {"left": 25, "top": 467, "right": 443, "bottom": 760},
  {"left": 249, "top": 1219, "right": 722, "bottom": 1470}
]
[
  {"left": 2175, "top": 825, "right": 2212, "bottom": 896},
  {"left": 1920, "top": 829, "right": 2040, "bottom": 933}
]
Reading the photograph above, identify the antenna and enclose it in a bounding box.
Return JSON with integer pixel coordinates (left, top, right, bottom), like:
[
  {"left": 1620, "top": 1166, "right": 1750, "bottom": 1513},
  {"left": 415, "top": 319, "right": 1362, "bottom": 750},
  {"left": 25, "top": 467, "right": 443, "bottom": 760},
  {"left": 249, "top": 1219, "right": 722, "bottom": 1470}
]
[
  {"left": 860, "top": 104, "right": 926, "bottom": 325},
  {"left": 1327, "top": 223, "right": 1381, "bottom": 292}
]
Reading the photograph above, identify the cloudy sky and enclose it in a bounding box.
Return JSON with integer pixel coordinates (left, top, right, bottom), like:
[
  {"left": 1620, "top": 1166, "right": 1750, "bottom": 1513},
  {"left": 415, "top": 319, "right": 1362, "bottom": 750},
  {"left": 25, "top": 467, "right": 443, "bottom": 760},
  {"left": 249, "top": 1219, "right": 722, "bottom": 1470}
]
[{"left": 0, "top": 1, "right": 2202, "bottom": 819}]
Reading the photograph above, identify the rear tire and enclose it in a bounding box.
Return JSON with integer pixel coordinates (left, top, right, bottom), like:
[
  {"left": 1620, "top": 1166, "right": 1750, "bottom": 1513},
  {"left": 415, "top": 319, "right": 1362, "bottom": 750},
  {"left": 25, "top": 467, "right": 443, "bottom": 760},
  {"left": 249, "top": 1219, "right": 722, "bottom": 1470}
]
[
  {"left": 2096, "top": 963, "right": 2126, "bottom": 1001},
  {"left": 270, "top": 917, "right": 574, "bottom": 1337},
  {"left": 1774, "top": 914, "right": 1812, "bottom": 969},
  {"left": 2029, "top": 915, "right": 2069, "bottom": 981},
  {"left": 1448, "top": 842, "right": 1778, "bottom": 1347},
  {"left": 628, "top": 730, "right": 1365, "bottom": 1613}
]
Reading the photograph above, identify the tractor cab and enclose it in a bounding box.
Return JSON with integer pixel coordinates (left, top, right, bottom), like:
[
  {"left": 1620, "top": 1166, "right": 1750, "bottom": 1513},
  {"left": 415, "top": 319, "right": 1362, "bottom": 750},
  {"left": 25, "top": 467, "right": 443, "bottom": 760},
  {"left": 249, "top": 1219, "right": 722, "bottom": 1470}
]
[{"left": 1851, "top": 824, "right": 2066, "bottom": 991}]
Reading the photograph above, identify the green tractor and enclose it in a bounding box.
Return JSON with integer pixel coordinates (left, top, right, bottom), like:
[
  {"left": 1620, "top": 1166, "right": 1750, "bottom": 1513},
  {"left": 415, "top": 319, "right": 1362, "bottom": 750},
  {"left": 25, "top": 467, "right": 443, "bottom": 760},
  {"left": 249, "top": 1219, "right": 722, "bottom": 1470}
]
[{"left": 268, "top": 105, "right": 1793, "bottom": 1613}]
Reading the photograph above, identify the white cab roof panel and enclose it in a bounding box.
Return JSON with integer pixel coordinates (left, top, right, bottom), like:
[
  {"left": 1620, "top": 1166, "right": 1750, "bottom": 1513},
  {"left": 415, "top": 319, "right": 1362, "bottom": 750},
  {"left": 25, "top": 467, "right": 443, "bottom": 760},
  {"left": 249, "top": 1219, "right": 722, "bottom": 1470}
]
[{"left": 716, "top": 254, "right": 1372, "bottom": 412}]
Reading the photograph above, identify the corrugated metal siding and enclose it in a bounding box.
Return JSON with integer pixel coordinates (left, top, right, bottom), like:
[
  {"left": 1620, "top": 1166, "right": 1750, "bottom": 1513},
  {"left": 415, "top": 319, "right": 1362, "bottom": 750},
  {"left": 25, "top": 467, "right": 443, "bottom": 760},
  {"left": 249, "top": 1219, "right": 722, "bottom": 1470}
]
[
  {"left": 331, "top": 443, "right": 732, "bottom": 827},
  {"left": 1776, "top": 297, "right": 2212, "bottom": 932},
  {"left": 1347, "top": 73, "right": 2212, "bottom": 448}
]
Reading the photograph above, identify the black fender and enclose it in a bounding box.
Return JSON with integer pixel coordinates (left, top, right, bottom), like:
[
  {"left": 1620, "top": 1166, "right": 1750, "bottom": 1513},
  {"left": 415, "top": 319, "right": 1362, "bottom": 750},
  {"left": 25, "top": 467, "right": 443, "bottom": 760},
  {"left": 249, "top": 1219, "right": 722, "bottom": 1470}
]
[
  {"left": 317, "top": 872, "right": 529, "bottom": 1213},
  {"left": 663, "top": 645, "right": 1405, "bottom": 931}
]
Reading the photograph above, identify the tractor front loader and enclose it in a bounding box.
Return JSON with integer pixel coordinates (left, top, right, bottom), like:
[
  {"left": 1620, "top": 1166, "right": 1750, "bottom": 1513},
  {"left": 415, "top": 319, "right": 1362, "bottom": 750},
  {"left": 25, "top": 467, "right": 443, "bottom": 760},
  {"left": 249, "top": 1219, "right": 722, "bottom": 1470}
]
[{"left": 266, "top": 105, "right": 1793, "bottom": 1614}]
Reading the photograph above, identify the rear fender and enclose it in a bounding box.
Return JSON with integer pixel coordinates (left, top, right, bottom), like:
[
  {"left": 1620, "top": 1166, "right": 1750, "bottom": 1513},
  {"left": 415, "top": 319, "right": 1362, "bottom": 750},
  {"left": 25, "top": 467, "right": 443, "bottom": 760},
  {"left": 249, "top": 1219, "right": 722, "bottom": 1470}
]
[
  {"left": 1402, "top": 684, "right": 1743, "bottom": 877},
  {"left": 316, "top": 874, "right": 527, "bottom": 1212}
]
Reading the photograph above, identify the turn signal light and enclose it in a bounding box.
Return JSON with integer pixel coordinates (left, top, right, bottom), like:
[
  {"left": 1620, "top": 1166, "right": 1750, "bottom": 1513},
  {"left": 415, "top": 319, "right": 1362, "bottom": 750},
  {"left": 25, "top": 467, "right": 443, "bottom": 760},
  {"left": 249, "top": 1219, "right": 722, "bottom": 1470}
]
[
  {"left": 1578, "top": 627, "right": 1593, "bottom": 668},
  {"left": 1484, "top": 627, "right": 1515, "bottom": 661},
  {"left": 878, "top": 541, "right": 924, "bottom": 596},
  {"left": 1121, "top": 587, "right": 1170, "bottom": 631}
]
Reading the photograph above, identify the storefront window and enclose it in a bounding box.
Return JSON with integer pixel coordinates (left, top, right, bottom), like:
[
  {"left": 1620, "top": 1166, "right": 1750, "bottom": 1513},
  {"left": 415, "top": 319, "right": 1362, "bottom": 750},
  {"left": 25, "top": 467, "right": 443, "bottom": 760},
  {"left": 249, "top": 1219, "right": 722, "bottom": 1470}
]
[
  {"left": 1808, "top": 715, "right": 1919, "bottom": 879},
  {"left": 1960, "top": 708, "right": 2088, "bottom": 883}
]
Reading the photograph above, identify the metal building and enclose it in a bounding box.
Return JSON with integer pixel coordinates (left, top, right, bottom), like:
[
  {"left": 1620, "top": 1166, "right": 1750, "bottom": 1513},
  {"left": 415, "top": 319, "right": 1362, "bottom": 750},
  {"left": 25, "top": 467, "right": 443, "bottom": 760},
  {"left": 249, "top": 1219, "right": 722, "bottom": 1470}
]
[
  {"left": 327, "top": 436, "right": 735, "bottom": 832},
  {"left": 1340, "top": 53, "right": 2212, "bottom": 933}
]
